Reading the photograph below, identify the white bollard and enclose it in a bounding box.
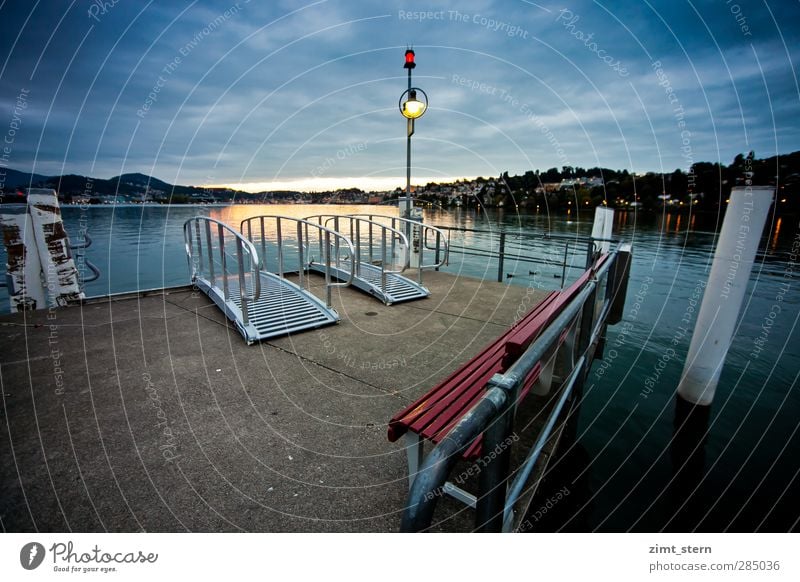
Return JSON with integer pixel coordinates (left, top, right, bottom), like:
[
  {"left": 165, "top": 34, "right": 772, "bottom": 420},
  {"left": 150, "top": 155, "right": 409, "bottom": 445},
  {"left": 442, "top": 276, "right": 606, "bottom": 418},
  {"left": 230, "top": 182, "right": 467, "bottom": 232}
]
[
  {"left": 591, "top": 207, "right": 614, "bottom": 253},
  {"left": 677, "top": 186, "right": 773, "bottom": 406}
]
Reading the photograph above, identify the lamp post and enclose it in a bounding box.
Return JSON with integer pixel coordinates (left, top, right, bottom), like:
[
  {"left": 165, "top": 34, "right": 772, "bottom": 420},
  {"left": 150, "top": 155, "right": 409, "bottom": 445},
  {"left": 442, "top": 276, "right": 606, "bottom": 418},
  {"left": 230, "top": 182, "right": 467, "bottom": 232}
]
[{"left": 399, "top": 48, "right": 427, "bottom": 266}]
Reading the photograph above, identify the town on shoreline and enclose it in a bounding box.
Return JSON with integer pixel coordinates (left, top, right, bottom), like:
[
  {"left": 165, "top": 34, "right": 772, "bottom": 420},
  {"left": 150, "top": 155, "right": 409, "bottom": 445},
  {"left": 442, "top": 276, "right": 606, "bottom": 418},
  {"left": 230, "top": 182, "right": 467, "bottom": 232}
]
[{"left": 1, "top": 150, "right": 798, "bottom": 213}]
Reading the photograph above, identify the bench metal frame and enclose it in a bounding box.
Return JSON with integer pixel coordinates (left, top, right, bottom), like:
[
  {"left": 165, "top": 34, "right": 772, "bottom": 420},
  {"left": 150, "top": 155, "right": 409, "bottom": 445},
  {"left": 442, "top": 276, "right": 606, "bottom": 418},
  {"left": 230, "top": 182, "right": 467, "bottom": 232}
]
[{"left": 399, "top": 241, "right": 626, "bottom": 532}]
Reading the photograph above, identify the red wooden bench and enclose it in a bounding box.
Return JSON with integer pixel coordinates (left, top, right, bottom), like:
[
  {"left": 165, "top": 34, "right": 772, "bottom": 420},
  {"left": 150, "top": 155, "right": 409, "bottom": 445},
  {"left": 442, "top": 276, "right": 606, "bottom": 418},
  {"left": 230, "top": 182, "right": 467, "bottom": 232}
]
[{"left": 388, "top": 257, "right": 607, "bottom": 489}]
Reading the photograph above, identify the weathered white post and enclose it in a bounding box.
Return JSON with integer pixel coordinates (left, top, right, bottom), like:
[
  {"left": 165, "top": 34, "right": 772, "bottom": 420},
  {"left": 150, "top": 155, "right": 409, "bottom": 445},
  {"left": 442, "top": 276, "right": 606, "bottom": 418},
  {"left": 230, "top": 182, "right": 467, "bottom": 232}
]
[
  {"left": 669, "top": 186, "right": 773, "bottom": 528},
  {"left": 591, "top": 206, "right": 615, "bottom": 254},
  {"left": 0, "top": 205, "right": 46, "bottom": 311},
  {"left": 27, "top": 189, "right": 83, "bottom": 306},
  {"left": 677, "top": 186, "right": 774, "bottom": 406},
  {"left": 0, "top": 189, "right": 84, "bottom": 312}
]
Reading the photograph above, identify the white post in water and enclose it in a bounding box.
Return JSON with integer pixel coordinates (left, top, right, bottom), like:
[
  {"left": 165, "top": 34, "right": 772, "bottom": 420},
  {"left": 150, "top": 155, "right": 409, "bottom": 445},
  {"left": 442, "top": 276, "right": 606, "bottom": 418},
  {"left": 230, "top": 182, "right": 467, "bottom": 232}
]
[
  {"left": 591, "top": 206, "right": 614, "bottom": 253},
  {"left": 677, "top": 186, "right": 773, "bottom": 406}
]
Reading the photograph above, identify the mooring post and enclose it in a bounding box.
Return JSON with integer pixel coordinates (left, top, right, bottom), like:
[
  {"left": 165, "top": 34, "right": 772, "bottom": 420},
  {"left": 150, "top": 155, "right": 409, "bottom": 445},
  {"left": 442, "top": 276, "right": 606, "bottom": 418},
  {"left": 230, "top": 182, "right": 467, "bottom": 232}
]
[
  {"left": 591, "top": 206, "right": 614, "bottom": 254},
  {"left": 671, "top": 185, "right": 773, "bottom": 509},
  {"left": 676, "top": 186, "right": 773, "bottom": 407}
]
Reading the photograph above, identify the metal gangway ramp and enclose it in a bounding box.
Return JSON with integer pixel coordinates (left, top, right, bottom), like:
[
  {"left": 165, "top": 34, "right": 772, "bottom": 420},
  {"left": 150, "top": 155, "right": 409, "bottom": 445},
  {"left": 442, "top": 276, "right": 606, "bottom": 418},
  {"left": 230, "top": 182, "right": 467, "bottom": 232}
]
[
  {"left": 185, "top": 217, "right": 353, "bottom": 344},
  {"left": 304, "top": 214, "right": 447, "bottom": 305}
]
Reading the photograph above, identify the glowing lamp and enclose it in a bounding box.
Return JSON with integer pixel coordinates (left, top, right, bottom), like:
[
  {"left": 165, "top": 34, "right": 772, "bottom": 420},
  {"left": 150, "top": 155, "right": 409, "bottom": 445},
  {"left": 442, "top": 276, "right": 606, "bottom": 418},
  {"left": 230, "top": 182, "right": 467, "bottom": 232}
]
[{"left": 401, "top": 89, "right": 427, "bottom": 119}]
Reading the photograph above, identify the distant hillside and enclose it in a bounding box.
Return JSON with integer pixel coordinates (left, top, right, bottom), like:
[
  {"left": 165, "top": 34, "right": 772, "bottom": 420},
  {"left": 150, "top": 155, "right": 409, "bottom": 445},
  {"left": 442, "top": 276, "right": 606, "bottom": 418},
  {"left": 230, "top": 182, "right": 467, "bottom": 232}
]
[
  {"left": 0, "top": 167, "right": 307, "bottom": 203},
  {"left": 110, "top": 173, "right": 173, "bottom": 191},
  {"left": 0, "top": 167, "right": 51, "bottom": 188}
]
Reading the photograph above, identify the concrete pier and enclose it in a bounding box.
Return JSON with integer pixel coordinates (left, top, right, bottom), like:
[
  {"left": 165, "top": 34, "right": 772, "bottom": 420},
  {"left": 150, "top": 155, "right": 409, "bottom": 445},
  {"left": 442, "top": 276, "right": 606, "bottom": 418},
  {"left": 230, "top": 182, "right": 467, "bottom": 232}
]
[{"left": 0, "top": 271, "right": 551, "bottom": 532}]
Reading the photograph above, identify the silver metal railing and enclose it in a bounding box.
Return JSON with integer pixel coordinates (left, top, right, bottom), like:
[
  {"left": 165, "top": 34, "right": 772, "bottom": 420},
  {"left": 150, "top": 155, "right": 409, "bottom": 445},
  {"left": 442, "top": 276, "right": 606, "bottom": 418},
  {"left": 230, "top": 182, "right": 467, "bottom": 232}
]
[
  {"left": 184, "top": 217, "right": 261, "bottom": 327},
  {"left": 240, "top": 215, "right": 356, "bottom": 308},
  {"left": 304, "top": 214, "right": 408, "bottom": 296},
  {"left": 347, "top": 214, "right": 449, "bottom": 285},
  {"left": 431, "top": 226, "right": 614, "bottom": 286},
  {"left": 400, "top": 242, "right": 626, "bottom": 532},
  {"left": 70, "top": 232, "right": 101, "bottom": 284}
]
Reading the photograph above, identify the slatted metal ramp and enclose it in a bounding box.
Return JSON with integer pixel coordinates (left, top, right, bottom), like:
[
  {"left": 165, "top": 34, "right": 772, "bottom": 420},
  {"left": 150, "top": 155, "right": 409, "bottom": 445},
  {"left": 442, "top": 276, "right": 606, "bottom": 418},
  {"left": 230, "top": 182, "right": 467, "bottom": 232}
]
[
  {"left": 185, "top": 217, "right": 341, "bottom": 345},
  {"left": 309, "top": 260, "right": 429, "bottom": 305},
  {"left": 303, "top": 214, "right": 449, "bottom": 306},
  {"left": 196, "top": 272, "right": 338, "bottom": 344}
]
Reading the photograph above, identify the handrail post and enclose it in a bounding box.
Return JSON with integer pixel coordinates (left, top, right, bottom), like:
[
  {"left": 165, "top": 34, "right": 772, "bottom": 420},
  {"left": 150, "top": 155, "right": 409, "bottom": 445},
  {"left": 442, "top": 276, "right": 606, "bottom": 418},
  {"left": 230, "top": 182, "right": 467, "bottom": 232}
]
[
  {"left": 584, "top": 239, "right": 595, "bottom": 270},
  {"left": 434, "top": 231, "right": 441, "bottom": 271},
  {"left": 204, "top": 220, "right": 215, "bottom": 286},
  {"left": 476, "top": 374, "right": 517, "bottom": 532},
  {"left": 381, "top": 229, "right": 388, "bottom": 300},
  {"left": 564, "top": 265, "right": 598, "bottom": 443},
  {"left": 259, "top": 216, "right": 266, "bottom": 273},
  {"left": 297, "top": 221, "right": 305, "bottom": 288},
  {"left": 276, "top": 218, "right": 284, "bottom": 278},
  {"left": 561, "top": 241, "right": 569, "bottom": 289},
  {"left": 333, "top": 216, "right": 340, "bottom": 268},
  {"left": 324, "top": 229, "right": 332, "bottom": 308},
  {"left": 416, "top": 225, "right": 423, "bottom": 284},
  {"left": 354, "top": 219, "right": 361, "bottom": 277},
  {"left": 236, "top": 237, "right": 248, "bottom": 326},
  {"left": 193, "top": 220, "right": 202, "bottom": 280},
  {"left": 368, "top": 219, "right": 374, "bottom": 264},
  {"left": 218, "top": 223, "right": 229, "bottom": 300},
  {"left": 497, "top": 231, "right": 506, "bottom": 283}
]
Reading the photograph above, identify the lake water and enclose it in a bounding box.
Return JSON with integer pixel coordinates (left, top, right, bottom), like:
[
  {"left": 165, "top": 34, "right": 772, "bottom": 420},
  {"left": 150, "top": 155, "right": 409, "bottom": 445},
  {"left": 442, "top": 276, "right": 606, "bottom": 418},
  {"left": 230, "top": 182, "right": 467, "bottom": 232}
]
[{"left": 2, "top": 203, "right": 797, "bottom": 531}]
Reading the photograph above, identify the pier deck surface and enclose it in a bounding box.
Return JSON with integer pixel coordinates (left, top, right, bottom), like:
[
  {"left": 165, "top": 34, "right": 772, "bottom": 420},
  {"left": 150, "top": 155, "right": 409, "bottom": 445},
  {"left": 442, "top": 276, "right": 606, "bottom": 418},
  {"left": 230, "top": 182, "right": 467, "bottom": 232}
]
[{"left": 0, "top": 271, "right": 551, "bottom": 532}]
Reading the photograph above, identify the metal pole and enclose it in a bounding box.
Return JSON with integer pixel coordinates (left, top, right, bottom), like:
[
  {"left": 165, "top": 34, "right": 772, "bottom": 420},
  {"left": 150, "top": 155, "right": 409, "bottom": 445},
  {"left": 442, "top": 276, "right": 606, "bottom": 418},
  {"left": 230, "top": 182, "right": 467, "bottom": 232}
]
[
  {"left": 404, "top": 64, "right": 413, "bottom": 244},
  {"left": 497, "top": 232, "right": 506, "bottom": 283},
  {"left": 476, "top": 374, "right": 515, "bottom": 532}
]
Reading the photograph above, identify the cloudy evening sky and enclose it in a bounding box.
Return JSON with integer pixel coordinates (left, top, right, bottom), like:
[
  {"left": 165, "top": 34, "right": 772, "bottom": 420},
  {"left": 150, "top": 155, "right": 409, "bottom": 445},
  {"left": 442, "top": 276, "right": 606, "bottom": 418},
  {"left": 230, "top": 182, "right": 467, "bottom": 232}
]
[{"left": 1, "top": 0, "right": 798, "bottom": 191}]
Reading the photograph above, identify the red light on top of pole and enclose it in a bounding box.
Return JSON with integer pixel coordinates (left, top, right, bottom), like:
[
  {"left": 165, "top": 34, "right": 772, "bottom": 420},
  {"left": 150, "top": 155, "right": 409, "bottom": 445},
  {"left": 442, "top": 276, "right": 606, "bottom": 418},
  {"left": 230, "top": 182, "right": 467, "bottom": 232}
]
[{"left": 404, "top": 49, "right": 416, "bottom": 69}]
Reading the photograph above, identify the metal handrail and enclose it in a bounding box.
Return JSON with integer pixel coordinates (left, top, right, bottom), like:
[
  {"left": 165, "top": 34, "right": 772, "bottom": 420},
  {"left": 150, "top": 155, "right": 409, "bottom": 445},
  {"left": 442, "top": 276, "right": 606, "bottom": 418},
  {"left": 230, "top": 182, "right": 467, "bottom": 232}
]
[
  {"left": 305, "top": 214, "right": 409, "bottom": 302},
  {"left": 348, "top": 214, "right": 449, "bottom": 284},
  {"left": 400, "top": 246, "right": 619, "bottom": 532},
  {"left": 69, "top": 232, "right": 101, "bottom": 284},
  {"left": 432, "top": 225, "right": 619, "bottom": 244},
  {"left": 240, "top": 215, "right": 355, "bottom": 308},
  {"left": 433, "top": 226, "right": 612, "bottom": 284},
  {"left": 184, "top": 217, "right": 261, "bottom": 327},
  {"left": 69, "top": 231, "right": 93, "bottom": 250},
  {"left": 79, "top": 259, "right": 101, "bottom": 283}
]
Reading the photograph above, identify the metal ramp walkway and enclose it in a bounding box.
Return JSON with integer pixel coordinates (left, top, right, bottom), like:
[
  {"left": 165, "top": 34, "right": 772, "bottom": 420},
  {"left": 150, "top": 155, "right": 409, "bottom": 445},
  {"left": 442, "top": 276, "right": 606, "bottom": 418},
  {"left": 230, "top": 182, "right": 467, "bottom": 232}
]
[
  {"left": 303, "top": 215, "right": 448, "bottom": 305},
  {"left": 185, "top": 217, "right": 348, "bottom": 344},
  {"left": 317, "top": 260, "right": 429, "bottom": 305}
]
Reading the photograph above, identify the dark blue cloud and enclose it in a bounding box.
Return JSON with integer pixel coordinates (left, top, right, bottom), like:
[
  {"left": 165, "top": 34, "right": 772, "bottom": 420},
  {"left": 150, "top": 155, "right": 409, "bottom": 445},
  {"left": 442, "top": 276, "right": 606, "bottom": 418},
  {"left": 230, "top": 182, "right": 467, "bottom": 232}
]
[{"left": 1, "top": 0, "right": 798, "bottom": 190}]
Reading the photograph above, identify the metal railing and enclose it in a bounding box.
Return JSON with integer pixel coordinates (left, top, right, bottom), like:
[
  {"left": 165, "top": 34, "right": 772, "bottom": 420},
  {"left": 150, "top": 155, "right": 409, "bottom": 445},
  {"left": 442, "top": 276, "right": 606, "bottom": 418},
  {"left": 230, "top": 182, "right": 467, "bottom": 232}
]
[
  {"left": 348, "top": 214, "right": 449, "bottom": 285},
  {"left": 240, "top": 215, "right": 356, "bottom": 308},
  {"left": 305, "top": 214, "right": 409, "bottom": 298},
  {"left": 184, "top": 217, "right": 261, "bottom": 327},
  {"left": 400, "top": 242, "right": 623, "bottom": 532},
  {"left": 70, "top": 232, "right": 101, "bottom": 284},
  {"left": 432, "top": 226, "right": 614, "bottom": 286}
]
